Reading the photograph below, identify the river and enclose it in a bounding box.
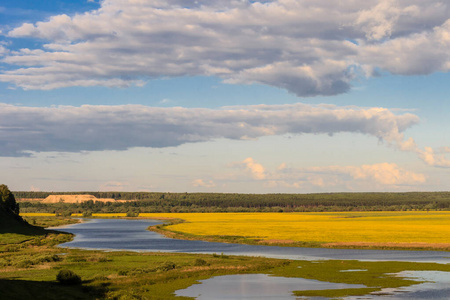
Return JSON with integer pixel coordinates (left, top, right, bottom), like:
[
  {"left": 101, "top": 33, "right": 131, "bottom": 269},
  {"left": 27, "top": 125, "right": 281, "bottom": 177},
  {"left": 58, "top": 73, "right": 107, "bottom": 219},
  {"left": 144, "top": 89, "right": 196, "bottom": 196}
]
[{"left": 54, "top": 218, "right": 450, "bottom": 263}]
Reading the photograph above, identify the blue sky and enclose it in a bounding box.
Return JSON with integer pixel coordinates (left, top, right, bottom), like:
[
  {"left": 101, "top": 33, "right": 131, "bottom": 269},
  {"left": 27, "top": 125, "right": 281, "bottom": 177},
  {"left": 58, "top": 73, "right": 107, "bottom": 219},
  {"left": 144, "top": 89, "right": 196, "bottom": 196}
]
[{"left": 0, "top": 0, "right": 449, "bottom": 193}]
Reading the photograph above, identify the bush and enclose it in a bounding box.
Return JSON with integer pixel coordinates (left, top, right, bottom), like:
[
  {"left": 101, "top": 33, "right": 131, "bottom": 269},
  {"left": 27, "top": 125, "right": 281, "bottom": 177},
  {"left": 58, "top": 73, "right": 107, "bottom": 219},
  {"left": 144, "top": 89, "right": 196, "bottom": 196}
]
[
  {"left": 56, "top": 269, "right": 82, "bottom": 285},
  {"left": 212, "top": 252, "right": 229, "bottom": 259},
  {"left": 82, "top": 211, "right": 92, "bottom": 217},
  {"left": 157, "top": 261, "right": 176, "bottom": 272},
  {"left": 88, "top": 254, "right": 108, "bottom": 262},
  {"left": 126, "top": 211, "right": 139, "bottom": 217},
  {"left": 38, "top": 254, "right": 61, "bottom": 263},
  {"left": 194, "top": 258, "right": 209, "bottom": 266},
  {"left": 15, "top": 259, "right": 33, "bottom": 268}
]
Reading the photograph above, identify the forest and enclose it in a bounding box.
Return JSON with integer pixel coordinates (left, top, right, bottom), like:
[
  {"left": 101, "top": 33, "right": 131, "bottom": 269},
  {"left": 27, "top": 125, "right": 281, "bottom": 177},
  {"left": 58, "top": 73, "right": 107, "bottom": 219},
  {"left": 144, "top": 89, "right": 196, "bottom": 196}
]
[{"left": 15, "top": 191, "right": 450, "bottom": 214}]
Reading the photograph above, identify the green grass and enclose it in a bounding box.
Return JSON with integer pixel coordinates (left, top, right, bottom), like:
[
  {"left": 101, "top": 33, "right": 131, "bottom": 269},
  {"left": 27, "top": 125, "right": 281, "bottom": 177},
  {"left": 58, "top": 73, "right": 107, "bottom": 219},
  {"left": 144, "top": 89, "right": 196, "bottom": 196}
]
[
  {"left": 22, "top": 216, "right": 80, "bottom": 228},
  {"left": 0, "top": 213, "right": 76, "bottom": 246},
  {"left": 1, "top": 215, "right": 450, "bottom": 299},
  {"left": 270, "top": 260, "right": 450, "bottom": 297},
  {"left": 1, "top": 247, "right": 290, "bottom": 299},
  {"left": 293, "top": 288, "right": 380, "bottom": 298},
  {"left": 2, "top": 240, "right": 450, "bottom": 299}
]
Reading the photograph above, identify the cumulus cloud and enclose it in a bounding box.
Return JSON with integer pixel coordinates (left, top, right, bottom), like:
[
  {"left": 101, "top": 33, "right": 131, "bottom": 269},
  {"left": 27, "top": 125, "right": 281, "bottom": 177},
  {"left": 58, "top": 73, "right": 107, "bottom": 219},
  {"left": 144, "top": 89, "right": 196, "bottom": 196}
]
[
  {"left": 232, "top": 157, "right": 267, "bottom": 180},
  {"left": 192, "top": 179, "right": 216, "bottom": 188},
  {"left": 231, "top": 158, "right": 426, "bottom": 188},
  {"left": 0, "top": 0, "right": 448, "bottom": 95},
  {"left": 417, "top": 147, "right": 450, "bottom": 168},
  {"left": 270, "top": 162, "right": 426, "bottom": 189}
]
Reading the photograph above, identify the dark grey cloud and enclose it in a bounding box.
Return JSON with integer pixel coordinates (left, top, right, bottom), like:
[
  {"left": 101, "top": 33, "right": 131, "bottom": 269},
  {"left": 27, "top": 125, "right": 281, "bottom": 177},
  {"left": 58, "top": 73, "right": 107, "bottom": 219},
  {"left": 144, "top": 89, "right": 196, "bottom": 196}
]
[{"left": 0, "top": 102, "right": 418, "bottom": 155}]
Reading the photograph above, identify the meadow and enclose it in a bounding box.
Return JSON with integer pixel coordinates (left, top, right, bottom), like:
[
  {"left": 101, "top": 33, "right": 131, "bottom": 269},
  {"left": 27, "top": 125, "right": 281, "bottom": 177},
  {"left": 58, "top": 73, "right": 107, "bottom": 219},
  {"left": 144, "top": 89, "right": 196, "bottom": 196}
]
[{"left": 136, "top": 211, "right": 450, "bottom": 250}]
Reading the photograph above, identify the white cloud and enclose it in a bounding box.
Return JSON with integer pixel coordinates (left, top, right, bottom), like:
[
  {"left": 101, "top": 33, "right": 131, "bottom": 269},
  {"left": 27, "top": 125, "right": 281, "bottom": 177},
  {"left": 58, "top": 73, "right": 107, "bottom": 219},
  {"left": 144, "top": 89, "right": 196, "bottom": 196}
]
[
  {"left": 192, "top": 179, "right": 216, "bottom": 188},
  {"left": 232, "top": 157, "right": 267, "bottom": 180},
  {"left": 0, "top": 45, "right": 8, "bottom": 56},
  {"left": 358, "top": 19, "right": 450, "bottom": 75},
  {"left": 342, "top": 163, "right": 426, "bottom": 185},
  {"left": 0, "top": 0, "right": 448, "bottom": 95},
  {"left": 269, "top": 162, "right": 426, "bottom": 189},
  {"left": 417, "top": 147, "right": 450, "bottom": 168}
]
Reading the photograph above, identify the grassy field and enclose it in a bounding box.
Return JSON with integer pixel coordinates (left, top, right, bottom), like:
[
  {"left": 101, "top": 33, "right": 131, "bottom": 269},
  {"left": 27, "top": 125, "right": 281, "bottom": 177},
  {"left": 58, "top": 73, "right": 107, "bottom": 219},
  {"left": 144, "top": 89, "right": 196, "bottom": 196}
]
[
  {"left": 2, "top": 213, "right": 450, "bottom": 299},
  {"left": 137, "top": 212, "right": 450, "bottom": 250}
]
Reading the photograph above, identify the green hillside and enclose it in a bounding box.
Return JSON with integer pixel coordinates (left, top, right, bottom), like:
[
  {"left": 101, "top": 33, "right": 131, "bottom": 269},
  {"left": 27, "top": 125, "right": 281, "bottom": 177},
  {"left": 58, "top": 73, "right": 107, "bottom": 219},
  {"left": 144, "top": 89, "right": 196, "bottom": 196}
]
[{"left": 0, "top": 185, "right": 47, "bottom": 244}]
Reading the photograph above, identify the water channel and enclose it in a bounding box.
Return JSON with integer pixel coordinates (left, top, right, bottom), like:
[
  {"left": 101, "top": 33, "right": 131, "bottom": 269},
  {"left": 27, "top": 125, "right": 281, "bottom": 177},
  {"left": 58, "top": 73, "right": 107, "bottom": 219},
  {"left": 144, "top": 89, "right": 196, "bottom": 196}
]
[{"left": 52, "top": 218, "right": 450, "bottom": 299}]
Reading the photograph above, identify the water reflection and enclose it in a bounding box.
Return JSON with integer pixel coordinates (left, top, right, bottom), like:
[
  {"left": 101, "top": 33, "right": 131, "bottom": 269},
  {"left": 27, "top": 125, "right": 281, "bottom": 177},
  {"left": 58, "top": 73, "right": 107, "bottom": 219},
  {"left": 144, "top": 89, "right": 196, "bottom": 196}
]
[
  {"left": 345, "top": 271, "right": 450, "bottom": 300},
  {"left": 175, "top": 274, "right": 365, "bottom": 300},
  {"left": 53, "top": 218, "right": 450, "bottom": 264}
]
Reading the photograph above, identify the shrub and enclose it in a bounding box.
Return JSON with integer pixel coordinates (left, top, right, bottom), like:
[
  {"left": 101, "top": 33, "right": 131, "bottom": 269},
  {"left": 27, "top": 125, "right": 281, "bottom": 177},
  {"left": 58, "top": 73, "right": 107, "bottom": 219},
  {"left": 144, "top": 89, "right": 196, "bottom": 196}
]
[
  {"left": 82, "top": 211, "right": 92, "bottom": 217},
  {"left": 212, "top": 252, "right": 229, "bottom": 259},
  {"left": 126, "top": 211, "right": 139, "bottom": 217},
  {"left": 67, "top": 255, "right": 87, "bottom": 262},
  {"left": 15, "top": 259, "right": 33, "bottom": 268},
  {"left": 157, "top": 261, "right": 176, "bottom": 272},
  {"left": 194, "top": 258, "right": 209, "bottom": 266},
  {"left": 38, "top": 254, "right": 61, "bottom": 263},
  {"left": 56, "top": 269, "right": 82, "bottom": 285},
  {"left": 88, "top": 254, "right": 108, "bottom": 262}
]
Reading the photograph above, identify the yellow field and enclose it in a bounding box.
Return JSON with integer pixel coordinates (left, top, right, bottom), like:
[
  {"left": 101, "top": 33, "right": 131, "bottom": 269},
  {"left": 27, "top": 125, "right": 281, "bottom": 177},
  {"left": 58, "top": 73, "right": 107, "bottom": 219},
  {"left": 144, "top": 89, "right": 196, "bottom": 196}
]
[
  {"left": 139, "top": 212, "right": 450, "bottom": 249},
  {"left": 20, "top": 213, "right": 56, "bottom": 217}
]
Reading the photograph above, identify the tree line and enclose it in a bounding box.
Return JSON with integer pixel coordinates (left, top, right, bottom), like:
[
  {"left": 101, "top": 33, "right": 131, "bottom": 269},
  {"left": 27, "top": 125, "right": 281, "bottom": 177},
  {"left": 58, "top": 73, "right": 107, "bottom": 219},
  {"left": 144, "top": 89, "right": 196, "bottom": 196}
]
[{"left": 15, "top": 191, "right": 450, "bottom": 214}]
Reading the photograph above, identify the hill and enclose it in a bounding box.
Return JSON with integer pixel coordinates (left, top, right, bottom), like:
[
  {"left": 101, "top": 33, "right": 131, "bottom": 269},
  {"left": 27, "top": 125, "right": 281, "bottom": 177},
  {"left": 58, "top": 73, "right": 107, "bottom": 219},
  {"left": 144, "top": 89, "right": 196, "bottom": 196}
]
[
  {"left": 0, "top": 206, "right": 43, "bottom": 234},
  {"left": 0, "top": 185, "right": 47, "bottom": 243}
]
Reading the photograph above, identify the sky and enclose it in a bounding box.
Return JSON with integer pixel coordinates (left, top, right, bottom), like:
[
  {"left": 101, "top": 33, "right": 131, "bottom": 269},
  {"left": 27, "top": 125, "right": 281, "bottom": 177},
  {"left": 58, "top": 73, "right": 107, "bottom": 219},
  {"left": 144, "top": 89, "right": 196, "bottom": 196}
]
[{"left": 0, "top": 0, "right": 449, "bottom": 193}]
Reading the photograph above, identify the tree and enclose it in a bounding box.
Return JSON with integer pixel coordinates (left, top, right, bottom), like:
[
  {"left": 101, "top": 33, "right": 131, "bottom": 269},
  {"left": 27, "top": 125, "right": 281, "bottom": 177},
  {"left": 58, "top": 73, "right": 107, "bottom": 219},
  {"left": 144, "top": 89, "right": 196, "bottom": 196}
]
[{"left": 0, "top": 184, "right": 19, "bottom": 215}]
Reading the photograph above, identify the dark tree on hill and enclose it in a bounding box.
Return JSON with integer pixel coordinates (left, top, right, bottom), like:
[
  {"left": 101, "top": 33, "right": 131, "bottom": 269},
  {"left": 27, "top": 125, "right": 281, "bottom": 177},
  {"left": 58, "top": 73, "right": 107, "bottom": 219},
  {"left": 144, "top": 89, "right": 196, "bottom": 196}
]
[{"left": 0, "top": 184, "right": 19, "bottom": 215}]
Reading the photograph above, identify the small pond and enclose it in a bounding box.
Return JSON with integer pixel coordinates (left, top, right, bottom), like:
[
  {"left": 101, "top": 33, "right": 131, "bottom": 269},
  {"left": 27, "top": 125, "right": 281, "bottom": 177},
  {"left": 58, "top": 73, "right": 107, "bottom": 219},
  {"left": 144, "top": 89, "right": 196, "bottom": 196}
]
[{"left": 345, "top": 271, "right": 450, "bottom": 300}]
